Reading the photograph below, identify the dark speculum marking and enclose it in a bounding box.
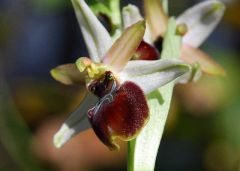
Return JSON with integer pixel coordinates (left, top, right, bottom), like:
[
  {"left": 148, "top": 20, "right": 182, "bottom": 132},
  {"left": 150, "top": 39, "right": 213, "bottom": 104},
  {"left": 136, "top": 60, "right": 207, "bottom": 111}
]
[
  {"left": 154, "top": 36, "right": 163, "bottom": 53},
  {"left": 98, "top": 13, "right": 113, "bottom": 34},
  {"left": 88, "top": 71, "right": 118, "bottom": 98},
  {"left": 134, "top": 41, "right": 160, "bottom": 60},
  {"left": 88, "top": 72, "right": 149, "bottom": 150}
]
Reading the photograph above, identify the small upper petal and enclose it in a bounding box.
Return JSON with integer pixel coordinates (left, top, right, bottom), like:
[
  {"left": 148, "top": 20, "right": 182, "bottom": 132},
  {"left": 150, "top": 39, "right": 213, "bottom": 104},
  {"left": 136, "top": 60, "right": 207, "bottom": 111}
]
[
  {"left": 177, "top": 0, "right": 225, "bottom": 47},
  {"left": 103, "top": 21, "right": 146, "bottom": 72},
  {"left": 122, "top": 4, "right": 152, "bottom": 44},
  {"left": 71, "top": 0, "right": 113, "bottom": 62}
]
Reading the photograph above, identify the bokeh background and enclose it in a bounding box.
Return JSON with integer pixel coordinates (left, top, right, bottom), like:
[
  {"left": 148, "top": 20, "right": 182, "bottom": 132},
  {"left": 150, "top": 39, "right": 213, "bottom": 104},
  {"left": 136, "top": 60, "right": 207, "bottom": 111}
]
[{"left": 0, "top": 0, "right": 240, "bottom": 170}]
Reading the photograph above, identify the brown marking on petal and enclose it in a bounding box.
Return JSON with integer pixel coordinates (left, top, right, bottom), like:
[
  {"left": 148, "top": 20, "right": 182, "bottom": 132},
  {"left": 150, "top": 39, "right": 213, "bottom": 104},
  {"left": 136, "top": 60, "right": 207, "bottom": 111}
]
[
  {"left": 88, "top": 81, "right": 149, "bottom": 150},
  {"left": 133, "top": 41, "right": 160, "bottom": 60}
]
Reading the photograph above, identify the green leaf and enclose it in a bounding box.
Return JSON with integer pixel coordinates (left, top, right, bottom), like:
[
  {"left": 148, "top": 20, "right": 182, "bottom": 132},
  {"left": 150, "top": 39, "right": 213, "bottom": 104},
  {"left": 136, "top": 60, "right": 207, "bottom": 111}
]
[
  {"left": 128, "top": 18, "right": 181, "bottom": 171},
  {"left": 0, "top": 79, "right": 43, "bottom": 171}
]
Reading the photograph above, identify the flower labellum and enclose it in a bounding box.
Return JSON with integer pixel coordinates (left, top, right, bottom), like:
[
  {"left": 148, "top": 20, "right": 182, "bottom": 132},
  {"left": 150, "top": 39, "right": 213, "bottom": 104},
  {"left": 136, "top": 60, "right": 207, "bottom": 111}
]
[
  {"left": 133, "top": 41, "right": 160, "bottom": 60},
  {"left": 88, "top": 71, "right": 149, "bottom": 150}
]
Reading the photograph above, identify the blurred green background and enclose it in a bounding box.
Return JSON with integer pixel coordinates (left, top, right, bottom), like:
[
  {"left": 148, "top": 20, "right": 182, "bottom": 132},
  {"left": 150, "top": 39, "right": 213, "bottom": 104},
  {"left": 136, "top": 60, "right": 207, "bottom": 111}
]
[{"left": 0, "top": 0, "right": 240, "bottom": 170}]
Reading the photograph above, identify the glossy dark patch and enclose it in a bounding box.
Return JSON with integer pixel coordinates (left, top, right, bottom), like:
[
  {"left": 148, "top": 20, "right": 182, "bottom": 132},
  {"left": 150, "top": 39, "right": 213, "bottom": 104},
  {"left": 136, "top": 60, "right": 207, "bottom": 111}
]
[
  {"left": 154, "top": 36, "right": 163, "bottom": 52},
  {"left": 134, "top": 41, "right": 160, "bottom": 60},
  {"left": 98, "top": 13, "right": 113, "bottom": 33},
  {"left": 88, "top": 71, "right": 117, "bottom": 98},
  {"left": 88, "top": 81, "right": 149, "bottom": 150}
]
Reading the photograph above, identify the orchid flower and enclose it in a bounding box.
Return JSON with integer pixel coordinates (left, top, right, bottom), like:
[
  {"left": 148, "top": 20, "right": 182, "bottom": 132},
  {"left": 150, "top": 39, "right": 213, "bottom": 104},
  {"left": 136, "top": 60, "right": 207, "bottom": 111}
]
[
  {"left": 123, "top": 0, "right": 226, "bottom": 76},
  {"left": 51, "top": 0, "right": 191, "bottom": 150}
]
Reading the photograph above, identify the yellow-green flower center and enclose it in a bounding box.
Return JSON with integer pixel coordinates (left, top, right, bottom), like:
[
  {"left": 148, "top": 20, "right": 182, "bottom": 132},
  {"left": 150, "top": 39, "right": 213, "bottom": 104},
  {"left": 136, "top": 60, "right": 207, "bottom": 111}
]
[{"left": 76, "top": 57, "right": 111, "bottom": 84}]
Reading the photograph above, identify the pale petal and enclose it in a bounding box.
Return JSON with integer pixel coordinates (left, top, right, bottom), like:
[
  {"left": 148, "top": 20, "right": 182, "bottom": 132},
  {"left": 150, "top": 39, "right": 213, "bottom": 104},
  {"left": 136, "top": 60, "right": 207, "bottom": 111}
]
[
  {"left": 71, "top": 0, "right": 113, "bottom": 62},
  {"left": 177, "top": 0, "right": 225, "bottom": 47},
  {"left": 120, "top": 59, "right": 190, "bottom": 94},
  {"left": 144, "top": 0, "right": 168, "bottom": 41},
  {"left": 53, "top": 93, "right": 98, "bottom": 148},
  {"left": 50, "top": 63, "right": 85, "bottom": 85},
  {"left": 181, "top": 44, "right": 225, "bottom": 76},
  {"left": 103, "top": 21, "right": 146, "bottom": 72},
  {"left": 122, "top": 4, "right": 152, "bottom": 44}
]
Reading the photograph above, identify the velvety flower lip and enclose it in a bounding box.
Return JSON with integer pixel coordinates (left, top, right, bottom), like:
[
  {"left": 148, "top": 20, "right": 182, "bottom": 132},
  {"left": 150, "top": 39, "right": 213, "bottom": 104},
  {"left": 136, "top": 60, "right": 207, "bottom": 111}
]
[
  {"left": 88, "top": 74, "right": 149, "bottom": 150},
  {"left": 133, "top": 41, "right": 160, "bottom": 60},
  {"left": 51, "top": 0, "right": 191, "bottom": 149}
]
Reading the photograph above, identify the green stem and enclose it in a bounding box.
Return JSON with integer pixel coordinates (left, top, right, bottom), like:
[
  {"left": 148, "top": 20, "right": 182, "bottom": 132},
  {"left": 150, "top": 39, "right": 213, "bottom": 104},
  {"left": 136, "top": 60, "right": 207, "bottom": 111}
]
[
  {"left": 127, "top": 18, "right": 181, "bottom": 171},
  {"left": 128, "top": 140, "right": 136, "bottom": 171}
]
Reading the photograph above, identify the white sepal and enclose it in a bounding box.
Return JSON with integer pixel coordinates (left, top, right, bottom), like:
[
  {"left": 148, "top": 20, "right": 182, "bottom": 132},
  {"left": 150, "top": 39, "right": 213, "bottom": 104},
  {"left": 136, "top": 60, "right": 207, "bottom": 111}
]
[
  {"left": 71, "top": 0, "right": 113, "bottom": 62},
  {"left": 177, "top": 0, "right": 225, "bottom": 47},
  {"left": 53, "top": 93, "right": 98, "bottom": 148},
  {"left": 120, "top": 59, "right": 190, "bottom": 94}
]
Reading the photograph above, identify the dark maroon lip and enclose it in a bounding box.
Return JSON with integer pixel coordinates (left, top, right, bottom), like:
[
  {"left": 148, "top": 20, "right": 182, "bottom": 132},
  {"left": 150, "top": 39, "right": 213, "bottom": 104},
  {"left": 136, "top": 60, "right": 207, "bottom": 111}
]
[{"left": 87, "top": 71, "right": 149, "bottom": 150}]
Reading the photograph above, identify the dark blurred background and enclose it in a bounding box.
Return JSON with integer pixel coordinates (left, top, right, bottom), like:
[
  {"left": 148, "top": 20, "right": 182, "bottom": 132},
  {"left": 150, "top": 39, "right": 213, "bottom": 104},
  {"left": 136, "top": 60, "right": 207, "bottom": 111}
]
[{"left": 0, "top": 0, "right": 240, "bottom": 170}]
